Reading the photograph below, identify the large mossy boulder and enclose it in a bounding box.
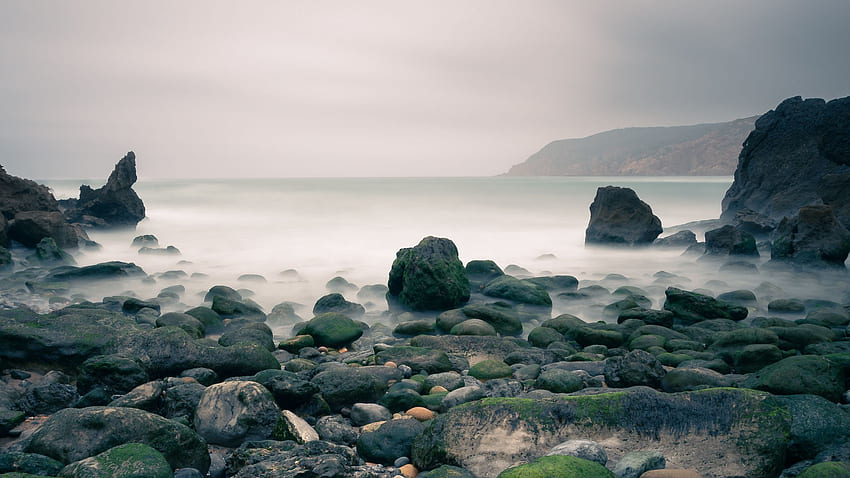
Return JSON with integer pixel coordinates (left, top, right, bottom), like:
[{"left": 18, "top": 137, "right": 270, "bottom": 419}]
[
  {"left": 25, "top": 406, "right": 210, "bottom": 473},
  {"left": 388, "top": 236, "right": 470, "bottom": 311},
  {"left": 663, "top": 287, "right": 748, "bottom": 325},
  {"left": 298, "top": 312, "right": 363, "bottom": 348},
  {"left": 498, "top": 455, "right": 614, "bottom": 478},
  {"left": 412, "top": 387, "right": 790, "bottom": 478},
  {"left": 57, "top": 443, "right": 171, "bottom": 478},
  {"left": 585, "top": 186, "right": 662, "bottom": 246}
]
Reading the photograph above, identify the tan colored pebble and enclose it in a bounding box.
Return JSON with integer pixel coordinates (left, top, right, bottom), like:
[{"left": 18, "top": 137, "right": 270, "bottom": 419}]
[
  {"left": 429, "top": 385, "right": 448, "bottom": 394},
  {"left": 400, "top": 464, "right": 418, "bottom": 477},
  {"left": 338, "top": 347, "right": 348, "bottom": 353},
  {"left": 406, "top": 406, "right": 435, "bottom": 421},
  {"left": 384, "top": 361, "right": 398, "bottom": 368},
  {"left": 360, "top": 420, "right": 386, "bottom": 433},
  {"left": 641, "top": 470, "right": 703, "bottom": 478},
  {"left": 317, "top": 346, "right": 329, "bottom": 353}
]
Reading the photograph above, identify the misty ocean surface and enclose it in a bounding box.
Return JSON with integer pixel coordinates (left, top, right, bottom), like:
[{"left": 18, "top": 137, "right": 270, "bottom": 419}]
[{"left": 42, "top": 175, "right": 820, "bottom": 335}]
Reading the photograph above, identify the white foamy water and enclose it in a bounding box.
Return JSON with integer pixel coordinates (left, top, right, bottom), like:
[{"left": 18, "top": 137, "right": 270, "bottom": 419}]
[{"left": 40, "top": 176, "right": 845, "bottom": 326}]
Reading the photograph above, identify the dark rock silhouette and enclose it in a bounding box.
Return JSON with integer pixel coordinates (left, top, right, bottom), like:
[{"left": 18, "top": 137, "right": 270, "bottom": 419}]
[
  {"left": 66, "top": 151, "right": 146, "bottom": 227},
  {"left": 721, "top": 96, "right": 850, "bottom": 227},
  {"left": 585, "top": 186, "right": 662, "bottom": 246},
  {"left": 387, "top": 236, "right": 470, "bottom": 311}
]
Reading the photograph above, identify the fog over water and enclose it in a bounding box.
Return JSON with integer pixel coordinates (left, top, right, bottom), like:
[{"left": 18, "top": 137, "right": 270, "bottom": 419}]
[{"left": 42, "top": 177, "right": 848, "bottom": 338}]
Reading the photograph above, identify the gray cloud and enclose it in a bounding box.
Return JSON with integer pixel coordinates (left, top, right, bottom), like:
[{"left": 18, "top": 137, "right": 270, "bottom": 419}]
[{"left": 1, "top": 0, "right": 849, "bottom": 179}]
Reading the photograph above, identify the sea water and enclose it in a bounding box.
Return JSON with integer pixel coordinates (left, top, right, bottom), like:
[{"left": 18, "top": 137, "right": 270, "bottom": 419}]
[
  {"left": 40, "top": 176, "right": 743, "bottom": 319},
  {"left": 45, "top": 175, "right": 848, "bottom": 334}
]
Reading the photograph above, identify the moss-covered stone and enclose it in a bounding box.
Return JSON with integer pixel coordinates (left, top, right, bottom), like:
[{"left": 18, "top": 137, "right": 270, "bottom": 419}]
[
  {"left": 450, "top": 319, "right": 497, "bottom": 337},
  {"left": 468, "top": 360, "right": 513, "bottom": 380},
  {"left": 527, "top": 327, "right": 563, "bottom": 348},
  {"left": 798, "top": 462, "right": 850, "bottom": 478},
  {"left": 388, "top": 236, "right": 471, "bottom": 311},
  {"left": 534, "top": 369, "right": 584, "bottom": 394},
  {"left": 298, "top": 312, "right": 363, "bottom": 348},
  {"left": 743, "top": 355, "right": 845, "bottom": 401},
  {"left": 278, "top": 334, "right": 315, "bottom": 353},
  {"left": 58, "top": 443, "right": 171, "bottom": 478},
  {"left": 482, "top": 276, "right": 552, "bottom": 307},
  {"left": 663, "top": 287, "right": 748, "bottom": 325},
  {"left": 498, "top": 455, "right": 614, "bottom": 478}
]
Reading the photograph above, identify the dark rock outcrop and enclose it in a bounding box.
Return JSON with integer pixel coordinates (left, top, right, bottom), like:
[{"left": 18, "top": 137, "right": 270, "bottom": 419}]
[
  {"left": 65, "top": 152, "right": 146, "bottom": 227},
  {"left": 585, "top": 186, "right": 662, "bottom": 246},
  {"left": 770, "top": 205, "right": 850, "bottom": 268},
  {"left": 721, "top": 96, "right": 850, "bottom": 227},
  {"left": 388, "top": 236, "right": 470, "bottom": 311},
  {"left": 7, "top": 211, "right": 86, "bottom": 249}
]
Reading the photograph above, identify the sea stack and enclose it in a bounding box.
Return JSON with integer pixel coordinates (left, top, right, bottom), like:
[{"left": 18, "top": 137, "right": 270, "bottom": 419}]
[
  {"left": 585, "top": 186, "right": 662, "bottom": 246},
  {"left": 65, "top": 151, "right": 146, "bottom": 228}
]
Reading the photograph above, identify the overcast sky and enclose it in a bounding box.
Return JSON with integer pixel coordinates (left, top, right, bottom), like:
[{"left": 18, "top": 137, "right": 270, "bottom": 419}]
[{"left": 2, "top": 1, "right": 849, "bottom": 179}]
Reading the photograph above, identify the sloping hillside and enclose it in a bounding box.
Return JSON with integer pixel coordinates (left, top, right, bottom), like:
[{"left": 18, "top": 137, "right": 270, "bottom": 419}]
[{"left": 506, "top": 116, "right": 757, "bottom": 176}]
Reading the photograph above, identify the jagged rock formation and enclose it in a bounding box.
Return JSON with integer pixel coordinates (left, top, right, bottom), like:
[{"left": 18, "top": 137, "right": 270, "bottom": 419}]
[
  {"left": 585, "top": 186, "right": 662, "bottom": 246},
  {"left": 770, "top": 205, "right": 850, "bottom": 268},
  {"left": 0, "top": 165, "right": 87, "bottom": 249},
  {"left": 506, "top": 117, "right": 756, "bottom": 176},
  {"left": 721, "top": 96, "right": 850, "bottom": 227},
  {"left": 64, "top": 151, "right": 146, "bottom": 227}
]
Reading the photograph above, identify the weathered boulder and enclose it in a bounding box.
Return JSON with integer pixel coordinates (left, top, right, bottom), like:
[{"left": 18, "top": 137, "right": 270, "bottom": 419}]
[
  {"left": 412, "top": 387, "right": 790, "bottom": 478},
  {"left": 388, "top": 236, "right": 470, "bottom": 311},
  {"left": 585, "top": 186, "right": 662, "bottom": 246},
  {"left": 721, "top": 96, "right": 850, "bottom": 226},
  {"left": 0, "top": 451, "right": 64, "bottom": 476},
  {"left": 603, "top": 350, "right": 666, "bottom": 388},
  {"left": 76, "top": 354, "right": 149, "bottom": 395},
  {"left": 703, "top": 225, "right": 758, "bottom": 256},
  {"left": 193, "top": 381, "right": 280, "bottom": 447},
  {"left": 66, "top": 152, "right": 146, "bottom": 227},
  {"left": 25, "top": 406, "right": 210, "bottom": 473},
  {"left": 310, "top": 367, "right": 388, "bottom": 411},
  {"left": 770, "top": 205, "right": 850, "bottom": 267},
  {"left": 357, "top": 418, "right": 426, "bottom": 465},
  {"left": 653, "top": 230, "right": 697, "bottom": 248},
  {"left": 27, "top": 237, "right": 75, "bottom": 265},
  {"left": 223, "top": 440, "right": 371, "bottom": 478}
]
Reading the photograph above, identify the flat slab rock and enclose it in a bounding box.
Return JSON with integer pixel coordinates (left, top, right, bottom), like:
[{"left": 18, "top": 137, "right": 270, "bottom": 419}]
[{"left": 412, "top": 387, "right": 790, "bottom": 478}]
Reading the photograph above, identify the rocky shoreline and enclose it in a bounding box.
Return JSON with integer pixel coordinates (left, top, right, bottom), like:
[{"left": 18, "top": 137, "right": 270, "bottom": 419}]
[{"left": 2, "top": 95, "right": 850, "bottom": 478}]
